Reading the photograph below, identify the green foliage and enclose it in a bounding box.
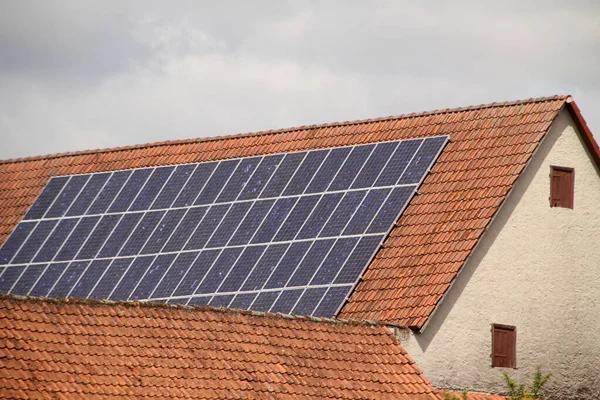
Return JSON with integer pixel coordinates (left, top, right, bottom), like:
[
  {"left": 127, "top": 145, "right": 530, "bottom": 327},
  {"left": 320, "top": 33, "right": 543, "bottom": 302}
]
[
  {"left": 504, "top": 366, "right": 552, "bottom": 400},
  {"left": 443, "top": 390, "right": 468, "bottom": 400},
  {"left": 442, "top": 366, "right": 552, "bottom": 400}
]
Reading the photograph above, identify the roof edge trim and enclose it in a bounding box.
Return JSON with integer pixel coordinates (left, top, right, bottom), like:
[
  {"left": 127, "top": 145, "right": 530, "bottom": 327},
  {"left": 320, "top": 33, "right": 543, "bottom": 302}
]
[{"left": 565, "top": 97, "right": 600, "bottom": 170}]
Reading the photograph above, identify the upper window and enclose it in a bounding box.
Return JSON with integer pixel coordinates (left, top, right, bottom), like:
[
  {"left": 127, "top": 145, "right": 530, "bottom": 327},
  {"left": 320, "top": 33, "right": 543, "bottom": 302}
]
[
  {"left": 550, "top": 166, "right": 574, "bottom": 209},
  {"left": 491, "top": 324, "right": 516, "bottom": 368}
]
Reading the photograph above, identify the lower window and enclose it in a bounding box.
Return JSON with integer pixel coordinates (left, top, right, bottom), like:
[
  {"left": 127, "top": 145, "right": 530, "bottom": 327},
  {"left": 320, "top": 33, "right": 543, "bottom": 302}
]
[{"left": 491, "top": 324, "right": 516, "bottom": 368}]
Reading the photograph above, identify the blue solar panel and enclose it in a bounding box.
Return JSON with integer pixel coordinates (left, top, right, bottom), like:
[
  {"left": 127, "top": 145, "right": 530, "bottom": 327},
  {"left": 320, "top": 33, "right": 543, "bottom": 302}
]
[{"left": 0, "top": 136, "right": 448, "bottom": 318}]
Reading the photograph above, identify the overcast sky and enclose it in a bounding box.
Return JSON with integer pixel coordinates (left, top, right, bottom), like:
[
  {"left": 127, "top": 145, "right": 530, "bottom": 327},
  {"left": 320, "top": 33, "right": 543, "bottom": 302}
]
[{"left": 1, "top": 1, "right": 599, "bottom": 160}]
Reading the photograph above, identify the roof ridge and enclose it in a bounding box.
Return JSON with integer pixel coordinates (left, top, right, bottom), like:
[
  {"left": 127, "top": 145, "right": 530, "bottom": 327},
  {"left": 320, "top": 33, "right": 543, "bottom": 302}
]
[
  {"left": 0, "top": 293, "right": 396, "bottom": 328},
  {"left": 0, "top": 94, "right": 569, "bottom": 165}
]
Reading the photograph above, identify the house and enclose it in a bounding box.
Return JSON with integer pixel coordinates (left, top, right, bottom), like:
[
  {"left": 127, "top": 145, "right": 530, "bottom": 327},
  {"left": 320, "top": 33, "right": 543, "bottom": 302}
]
[{"left": 0, "top": 95, "right": 598, "bottom": 398}]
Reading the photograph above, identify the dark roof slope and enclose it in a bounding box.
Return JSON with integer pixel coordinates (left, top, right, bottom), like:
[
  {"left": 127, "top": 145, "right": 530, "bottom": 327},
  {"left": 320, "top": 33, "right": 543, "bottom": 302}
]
[
  {"left": 0, "top": 295, "right": 440, "bottom": 399},
  {"left": 1, "top": 95, "right": 596, "bottom": 329}
]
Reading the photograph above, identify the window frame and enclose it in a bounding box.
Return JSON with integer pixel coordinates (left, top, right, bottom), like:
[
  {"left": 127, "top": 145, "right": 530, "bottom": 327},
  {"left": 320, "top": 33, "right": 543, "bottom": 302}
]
[
  {"left": 550, "top": 165, "right": 574, "bottom": 209},
  {"left": 491, "top": 323, "right": 517, "bottom": 369}
]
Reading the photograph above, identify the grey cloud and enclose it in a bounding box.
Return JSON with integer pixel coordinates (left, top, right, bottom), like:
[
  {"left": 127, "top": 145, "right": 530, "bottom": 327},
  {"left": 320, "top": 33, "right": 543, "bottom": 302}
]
[{"left": 0, "top": 1, "right": 599, "bottom": 160}]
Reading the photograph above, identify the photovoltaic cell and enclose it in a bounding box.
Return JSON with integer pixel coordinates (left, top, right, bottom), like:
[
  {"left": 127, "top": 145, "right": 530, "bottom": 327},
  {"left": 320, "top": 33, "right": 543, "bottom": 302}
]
[
  {"left": 313, "top": 286, "right": 352, "bottom": 317},
  {"left": 87, "top": 171, "right": 131, "bottom": 215},
  {"left": 229, "top": 292, "right": 257, "bottom": 310},
  {"left": 0, "top": 222, "right": 36, "bottom": 264},
  {"left": 66, "top": 173, "right": 110, "bottom": 216},
  {"left": 270, "top": 289, "right": 303, "bottom": 314},
  {"left": 24, "top": 176, "right": 68, "bottom": 220},
  {"left": 238, "top": 154, "right": 284, "bottom": 200},
  {"left": 49, "top": 261, "right": 89, "bottom": 298},
  {"left": 69, "top": 259, "right": 111, "bottom": 298},
  {"left": 11, "top": 264, "right": 47, "bottom": 295},
  {"left": 172, "top": 162, "right": 216, "bottom": 207},
  {"left": 109, "top": 168, "right": 152, "bottom": 213},
  {"left": 130, "top": 166, "right": 174, "bottom": 211},
  {"left": 152, "top": 164, "right": 196, "bottom": 210},
  {"left": 45, "top": 175, "right": 89, "bottom": 219},
  {"left": 29, "top": 262, "right": 68, "bottom": 297},
  {"left": 12, "top": 220, "right": 58, "bottom": 264},
  {"left": 0, "top": 136, "right": 448, "bottom": 318},
  {"left": 33, "top": 219, "right": 78, "bottom": 263}
]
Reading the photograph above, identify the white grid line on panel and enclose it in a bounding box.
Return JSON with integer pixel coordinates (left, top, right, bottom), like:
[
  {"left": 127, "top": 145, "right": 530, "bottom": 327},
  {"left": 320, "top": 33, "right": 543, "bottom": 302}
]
[
  {"left": 104, "top": 170, "right": 136, "bottom": 214},
  {"left": 199, "top": 203, "right": 234, "bottom": 251},
  {"left": 188, "top": 160, "right": 224, "bottom": 206},
  {"left": 130, "top": 166, "right": 175, "bottom": 212},
  {"left": 356, "top": 141, "right": 401, "bottom": 189},
  {"left": 125, "top": 168, "right": 154, "bottom": 210},
  {"left": 181, "top": 249, "right": 225, "bottom": 305},
  {"left": 41, "top": 175, "right": 74, "bottom": 220},
  {"left": 210, "top": 244, "right": 248, "bottom": 298},
  {"left": 85, "top": 258, "right": 115, "bottom": 299},
  {"left": 233, "top": 157, "right": 265, "bottom": 202},
  {"left": 15, "top": 181, "right": 419, "bottom": 224},
  {"left": 81, "top": 172, "right": 115, "bottom": 216},
  {"left": 66, "top": 259, "right": 92, "bottom": 298},
  {"left": 5, "top": 231, "right": 386, "bottom": 269},
  {"left": 284, "top": 288, "right": 308, "bottom": 315},
  {"left": 44, "top": 260, "right": 73, "bottom": 297},
  {"left": 153, "top": 163, "right": 198, "bottom": 210},
  {"left": 7, "top": 265, "right": 30, "bottom": 295},
  {"left": 345, "top": 143, "right": 377, "bottom": 191},
  {"left": 206, "top": 159, "right": 242, "bottom": 205},
  {"left": 328, "top": 235, "right": 363, "bottom": 285},
  {"left": 60, "top": 174, "right": 92, "bottom": 217},
  {"left": 106, "top": 256, "right": 135, "bottom": 301},
  {"left": 395, "top": 138, "right": 426, "bottom": 186},
  {"left": 49, "top": 217, "right": 85, "bottom": 264},
  {"left": 26, "top": 219, "right": 61, "bottom": 267},
  {"left": 73, "top": 216, "right": 104, "bottom": 260},
  {"left": 298, "top": 149, "right": 331, "bottom": 196},
  {"left": 322, "top": 147, "right": 352, "bottom": 193},
  {"left": 149, "top": 282, "right": 354, "bottom": 303},
  {"left": 126, "top": 254, "right": 160, "bottom": 301},
  {"left": 162, "top": 250, "right": 204, "bottom": 299},
  {"left": 6, "top": 220, "right": 40, "bottom": 266},
  {"left": 25, "top": 262, "right": 51, "bottom": 296}
]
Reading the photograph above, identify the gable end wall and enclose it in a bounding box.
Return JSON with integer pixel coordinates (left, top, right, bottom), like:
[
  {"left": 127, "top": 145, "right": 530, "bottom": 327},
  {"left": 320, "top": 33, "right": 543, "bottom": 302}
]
[{"left": 401, "top": 109, "right": 600, "bottom": 399}]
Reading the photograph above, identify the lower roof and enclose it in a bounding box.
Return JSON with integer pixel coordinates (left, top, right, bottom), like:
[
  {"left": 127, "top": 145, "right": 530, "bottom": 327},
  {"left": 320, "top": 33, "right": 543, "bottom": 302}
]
[{"left": 0, "top": 294, "right": 440, "bottom": 399}]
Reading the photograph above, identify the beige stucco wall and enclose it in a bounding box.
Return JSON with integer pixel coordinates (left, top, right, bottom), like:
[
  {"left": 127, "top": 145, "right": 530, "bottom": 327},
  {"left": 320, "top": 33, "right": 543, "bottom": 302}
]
[{"left": 400, "top": 110, "right": 600, "bottom": 399}]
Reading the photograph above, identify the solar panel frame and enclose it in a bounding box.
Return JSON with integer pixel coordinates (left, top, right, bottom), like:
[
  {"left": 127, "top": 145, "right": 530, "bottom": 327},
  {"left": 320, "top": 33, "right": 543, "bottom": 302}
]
[{"left": 0, "top": 136, "right": 449, "bottom": 318}]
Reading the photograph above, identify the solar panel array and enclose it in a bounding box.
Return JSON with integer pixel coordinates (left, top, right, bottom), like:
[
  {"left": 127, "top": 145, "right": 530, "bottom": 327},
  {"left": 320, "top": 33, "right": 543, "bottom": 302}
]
[{"left": 0, "top": 136, "right": 447, "bottom": 318}]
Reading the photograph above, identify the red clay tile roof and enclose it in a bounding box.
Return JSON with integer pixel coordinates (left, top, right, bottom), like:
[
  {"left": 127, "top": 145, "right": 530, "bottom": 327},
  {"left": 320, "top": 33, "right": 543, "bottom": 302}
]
[
  {"left": 443, "top": 391, "right": 507, "bottom": 400},
  {"left": 1, "top": 95, "right": 596, "bottom": 329},
  {"left": 0, "top": 295, "right": 440, "bottom": 399}
]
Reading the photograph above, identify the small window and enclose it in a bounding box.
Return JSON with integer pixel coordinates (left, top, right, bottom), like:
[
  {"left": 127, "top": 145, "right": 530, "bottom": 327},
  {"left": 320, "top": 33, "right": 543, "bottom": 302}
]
[
  {"left": 491, "top": 324, "right": 516, "bottom": 368},
  {"left": 550, "top": 166, "right": 574, "bottom": 209}
]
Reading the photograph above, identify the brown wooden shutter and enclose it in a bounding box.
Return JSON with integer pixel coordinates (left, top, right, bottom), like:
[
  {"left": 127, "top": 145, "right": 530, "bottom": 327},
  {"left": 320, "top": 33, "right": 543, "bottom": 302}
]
[
  {"left": 550, "top": 166, "right": 574, "bottom": 209},
  {"left": 492, "top": 325, "right": 516, "bottom": 368}
]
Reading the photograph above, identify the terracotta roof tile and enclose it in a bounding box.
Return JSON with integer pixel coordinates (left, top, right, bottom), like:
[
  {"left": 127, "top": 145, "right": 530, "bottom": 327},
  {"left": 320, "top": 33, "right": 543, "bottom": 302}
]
[
  {"left": 0, "top": 295, "right": 440, "bottom": 399},
  {"left": 0, "top": 95, "right": 593, "bottom": 330}
]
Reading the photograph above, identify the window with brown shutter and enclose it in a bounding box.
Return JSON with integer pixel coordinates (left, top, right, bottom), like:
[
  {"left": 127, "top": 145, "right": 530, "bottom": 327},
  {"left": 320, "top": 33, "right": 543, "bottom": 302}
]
[
  {"left": 491, "top": 324, "right": 516, "bottom": 368},
  {"left": 550, "top": 166, "right": 574, "bottom": 209}
]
